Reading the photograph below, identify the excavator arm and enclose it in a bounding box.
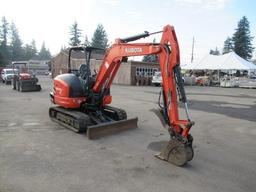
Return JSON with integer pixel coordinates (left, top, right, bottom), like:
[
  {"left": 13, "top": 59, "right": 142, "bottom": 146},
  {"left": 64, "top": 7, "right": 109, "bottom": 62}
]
[
  {"left": 94, "top": 25, "right": 193, "bottom": 138},
  {"left": 93, "top": 25, "right": 194, "bottom": 166}
]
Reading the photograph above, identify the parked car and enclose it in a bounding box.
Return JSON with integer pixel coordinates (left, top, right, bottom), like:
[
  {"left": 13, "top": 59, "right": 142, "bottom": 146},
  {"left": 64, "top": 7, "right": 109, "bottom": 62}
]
[
  {"left": 152, "top": 71, "right": 185, "bottom": 86},
  {"left": 152, "top": 71, "right": 162, "bottom": 86},
  {"left": 249, "top": 75, "right": 256, "bottom": 80},
  {"left": 1, "top": 68, "right": 17, "bottom": 84}
]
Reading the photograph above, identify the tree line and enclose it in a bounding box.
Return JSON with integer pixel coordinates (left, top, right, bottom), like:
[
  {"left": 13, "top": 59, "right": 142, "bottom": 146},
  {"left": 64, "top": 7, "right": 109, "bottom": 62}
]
[
  {"left": 0, "top": 17, "right": 51, "bottom": 67},
  {"left": 67, "top": 21, "right": 108, "bottom": 51},
  {"left": 69, "top": 22, "right": 156, "bottom": 63},
  {"left": 209, "top": 16, "right": 254, "bottom": 61}
]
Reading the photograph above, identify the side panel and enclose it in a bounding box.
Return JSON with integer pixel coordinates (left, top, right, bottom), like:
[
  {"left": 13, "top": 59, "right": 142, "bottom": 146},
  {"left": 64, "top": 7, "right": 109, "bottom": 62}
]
[
  {"left": 54, "top": 95, "right": 86, "bottom": 108},
  {"left": 53, "top": 75, "right": 86, "bottom": 108}
]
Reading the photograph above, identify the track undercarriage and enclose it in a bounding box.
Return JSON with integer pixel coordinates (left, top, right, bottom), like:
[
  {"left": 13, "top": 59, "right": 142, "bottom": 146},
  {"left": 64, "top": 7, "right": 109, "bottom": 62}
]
[{"left": 49, "top": 105, "right": 138, "bottom": 139}]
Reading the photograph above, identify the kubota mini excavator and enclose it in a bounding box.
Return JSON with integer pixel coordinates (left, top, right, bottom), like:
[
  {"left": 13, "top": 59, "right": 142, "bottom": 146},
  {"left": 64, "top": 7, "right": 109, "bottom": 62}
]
[{"left": 49, "top": 25, "right": 194, "bottom": 166}]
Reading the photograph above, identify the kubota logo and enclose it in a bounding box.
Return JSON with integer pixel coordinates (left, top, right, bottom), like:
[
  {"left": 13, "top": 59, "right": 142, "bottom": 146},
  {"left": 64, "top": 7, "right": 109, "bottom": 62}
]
[{"left": 125, "top": 47, "right": 143, "bottom": 53}]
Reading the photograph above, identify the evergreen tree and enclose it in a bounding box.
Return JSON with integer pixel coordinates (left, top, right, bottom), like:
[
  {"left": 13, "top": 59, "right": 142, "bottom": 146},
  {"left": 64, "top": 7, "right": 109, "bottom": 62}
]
[
  {"left": 222, "top": 36, "right": 233, "bottom": 54},
  {"left": 0, "top": 16, "right": 9, "bottom": 65},
  {"left": 84, "top": 35, "right": 90, "bottom": 46},
  {"left": 38, "top": 42, "right": 51, "bottom": 60},
  {"left": 0, "top": 17, "right": 8, "bottom": 46},
  {"left": 91, "top": 24, "right": 108, "bottom": 50},
  {"left": 142, "top": 54, "right": 158, "bottom": 63},
  {"left": 9, "top": 22, "right": 24, "bottom": 61},
  {"left": 142, "top": 38, "right": 158, "bottom": 63},
  {"left": 23, "top": 39, "right": 37, "bottom": 60},
  {"left": 209, "top": 47, "right": 220, "bottom": 55},
  {"left": 232, "top": 16, "right": 254, "bottom": 60},
  {"left": 69, "top": 21, "right": 82, "bottom": 46},
  {"left": 60, "top": 45, "right": 67, "bottom": 52},
  {"left": 0, "top": 51, "right": 4, "bottom": 67},
  {"left": 31, "top": 39, "right": 37, "bottom": 55}
]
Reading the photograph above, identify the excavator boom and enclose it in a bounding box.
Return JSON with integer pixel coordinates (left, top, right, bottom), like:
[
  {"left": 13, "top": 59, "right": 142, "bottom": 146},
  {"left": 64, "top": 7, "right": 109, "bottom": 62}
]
[{"left": 91, "top": 25, "right": 194, "bottom": 165}]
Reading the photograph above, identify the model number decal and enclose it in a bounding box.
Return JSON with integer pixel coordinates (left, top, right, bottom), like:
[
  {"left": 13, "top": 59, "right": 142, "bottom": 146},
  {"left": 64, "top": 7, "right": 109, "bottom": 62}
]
[{"left": 125, "top": 48, "right": 143, "bottom": 53}]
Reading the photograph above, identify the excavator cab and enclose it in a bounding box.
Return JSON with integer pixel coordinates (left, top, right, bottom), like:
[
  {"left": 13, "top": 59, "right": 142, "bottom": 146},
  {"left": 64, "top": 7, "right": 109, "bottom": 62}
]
[
  {"left": 50, "top": 46, "right": 99, "bottom": 105},
  {"left": 68, "top": 47, "right": 97, "bottom": 96}
]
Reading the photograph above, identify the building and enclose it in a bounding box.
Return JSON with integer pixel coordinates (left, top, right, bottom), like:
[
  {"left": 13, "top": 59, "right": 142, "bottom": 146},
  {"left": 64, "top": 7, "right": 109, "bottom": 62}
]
[
  {"left": 51, "top": 51, "right": 160, "bottom": 85},
  {"left": 27, "top": 60, "right": 50, "bottom": 75},
  {"left": 12, "top": 60, "right": 50, "bottom": 75}
]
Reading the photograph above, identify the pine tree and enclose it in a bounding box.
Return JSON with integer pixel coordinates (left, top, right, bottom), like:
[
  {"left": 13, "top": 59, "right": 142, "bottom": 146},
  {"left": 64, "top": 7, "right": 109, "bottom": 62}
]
[
  {"left": 24, "top": 39, "right": 37, "bottom": 60},
  {"left": 0, "top": 16, "right": 9, "bottom": 66},
  {"left": 69, "top": 21, "right": 82, "bottom": 46},
  {"left": 209, "top": 47, "right": 220, "bottom": 55},
  {"left": 84, "top": 35, "right": 90, "bottom": 46},
  {"left": 9, "top": 22, "right": 24, "bottom": 61},
  {"left": 0, "top": 17, "right": 8, "bottom": 45},
  {"left": 91, "top": 24, "right": 108, "bottom": 50},
  {"left": 142, "top": 55, "right": 158, "bottom": 63},
  {"left": 0, "top": 51, "right": 5, "bottom": 67},
  {"left": 142, "top": 38, "right": 158, "bottom": 63},
  {"left": 31, "top": 39, "right": 37, "bottom": 55},
  {"left": 38, "top": 42, "right": 51, "bottom": 60},
  {"left": 222, "top": 36, "right": 233, "bottom": 54},
  {"left": 232, "top": 16, "right": 254, "bottom": 60},
  {"left": 60, "top": 45, "right": 67, "bottom": 52}
]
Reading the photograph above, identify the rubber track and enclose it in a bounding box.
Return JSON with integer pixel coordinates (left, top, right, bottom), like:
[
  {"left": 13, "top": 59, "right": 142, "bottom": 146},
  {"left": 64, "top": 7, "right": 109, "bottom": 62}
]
[{"left": 49, "top": 106, "right": 91, "bottom": 133}]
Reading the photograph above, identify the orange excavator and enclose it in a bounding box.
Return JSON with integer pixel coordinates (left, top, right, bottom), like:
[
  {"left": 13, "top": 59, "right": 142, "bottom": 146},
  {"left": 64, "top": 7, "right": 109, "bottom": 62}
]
[{"left": 49, "top": 25, "right": 194, "bottom": 166}]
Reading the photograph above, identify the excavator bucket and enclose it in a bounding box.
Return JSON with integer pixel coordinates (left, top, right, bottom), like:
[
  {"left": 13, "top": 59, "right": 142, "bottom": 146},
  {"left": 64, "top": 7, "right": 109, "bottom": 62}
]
[
  {"left": 87, "top": 117, "right": 138, "bottom": 139},
  {"left": 155, "top": 139, "right": 194, "bottom": 166}
]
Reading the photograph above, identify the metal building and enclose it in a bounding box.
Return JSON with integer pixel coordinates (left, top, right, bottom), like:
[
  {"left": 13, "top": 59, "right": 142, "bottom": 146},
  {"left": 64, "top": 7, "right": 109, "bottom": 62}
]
[{"left": 51, "top": 51, "right": 160, "bottom": 85}]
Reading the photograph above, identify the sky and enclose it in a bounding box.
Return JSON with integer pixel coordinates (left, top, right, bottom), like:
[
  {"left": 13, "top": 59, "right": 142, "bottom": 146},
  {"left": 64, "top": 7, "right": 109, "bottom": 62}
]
[{"left": 0, "top": 0, "right": 255, "bottom": 63}]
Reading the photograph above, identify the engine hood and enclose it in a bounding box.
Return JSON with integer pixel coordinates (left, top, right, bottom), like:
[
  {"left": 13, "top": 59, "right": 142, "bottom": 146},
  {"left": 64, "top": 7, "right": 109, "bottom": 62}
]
[{"left": 19, "top": 73, "right": 32, "bottom": 80}]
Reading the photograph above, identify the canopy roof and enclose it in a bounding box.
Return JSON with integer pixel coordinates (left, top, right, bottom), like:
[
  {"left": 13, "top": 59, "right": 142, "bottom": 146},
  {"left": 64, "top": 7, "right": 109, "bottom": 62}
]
[{"left": 181, "top": 52, "right": 256, "bottom": 70}]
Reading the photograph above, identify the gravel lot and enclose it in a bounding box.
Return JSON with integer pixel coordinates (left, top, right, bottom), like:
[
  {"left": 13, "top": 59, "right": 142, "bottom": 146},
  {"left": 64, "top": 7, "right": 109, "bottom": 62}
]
[{"left": 0, "top": 76, "right": 256, "bottom": 192}]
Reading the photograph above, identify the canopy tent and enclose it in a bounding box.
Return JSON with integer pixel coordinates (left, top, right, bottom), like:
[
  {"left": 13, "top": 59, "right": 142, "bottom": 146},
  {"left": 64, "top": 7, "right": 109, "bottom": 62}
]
[{"left": 181, "top": 52, "right": 256, "bottom": 70}]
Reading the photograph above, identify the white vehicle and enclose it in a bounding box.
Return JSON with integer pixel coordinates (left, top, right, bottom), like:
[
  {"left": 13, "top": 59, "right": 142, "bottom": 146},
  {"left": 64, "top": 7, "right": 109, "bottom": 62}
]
[
  {"left": 152, "top": 71, "right": 185, "bottom": 86},
  {"left": 152, "top": 71, "right": 162, "bottom": 86},
  {"left": 1, "top": 68, "right": 17, "bottom": 84}
]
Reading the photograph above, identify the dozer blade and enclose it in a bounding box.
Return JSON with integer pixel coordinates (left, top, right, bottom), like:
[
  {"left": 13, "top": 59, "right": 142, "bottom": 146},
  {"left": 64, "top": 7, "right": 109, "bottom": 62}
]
[
  {"left": 155, "top": 139, "right": 193, "bottom": 166},
  {"left": 87, "top": 117, "right": 138, "bottom": 139}
]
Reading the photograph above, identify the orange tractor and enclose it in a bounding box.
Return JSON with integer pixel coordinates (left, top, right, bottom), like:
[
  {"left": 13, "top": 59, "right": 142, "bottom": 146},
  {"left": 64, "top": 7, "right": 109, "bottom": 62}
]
[
  {"left": 12, "top": 62, "right": 41, "bottom": 92},
  {"left": 49, "top": 25, "right": 194, "bottom": 166}
]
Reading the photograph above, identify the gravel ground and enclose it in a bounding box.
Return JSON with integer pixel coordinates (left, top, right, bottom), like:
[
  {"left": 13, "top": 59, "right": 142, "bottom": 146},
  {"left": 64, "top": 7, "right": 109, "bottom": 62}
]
[{"left": 0, "top": 76, "right": 255, "bottom": 192}]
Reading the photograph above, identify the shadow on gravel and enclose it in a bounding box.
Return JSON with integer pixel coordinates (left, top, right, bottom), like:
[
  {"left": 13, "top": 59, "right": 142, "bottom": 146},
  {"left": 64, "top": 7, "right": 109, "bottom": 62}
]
[
  {"left": 147, "top": 140, "right": 168, "bottom": 152},
  {"left": 183, "top": 100, "right": 256, "bottom": 122},
  {"left": 144, "top": 90, "right": 256, "bottom": 99},
  {"left": 187, "top": 92, "right": 256, "bottom": 99}
]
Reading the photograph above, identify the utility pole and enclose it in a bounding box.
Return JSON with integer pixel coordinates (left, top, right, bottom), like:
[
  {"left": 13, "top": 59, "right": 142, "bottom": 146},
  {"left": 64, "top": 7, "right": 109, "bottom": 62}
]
[{"left": 191, "top": 36, "right": 195, "bottom": 63}]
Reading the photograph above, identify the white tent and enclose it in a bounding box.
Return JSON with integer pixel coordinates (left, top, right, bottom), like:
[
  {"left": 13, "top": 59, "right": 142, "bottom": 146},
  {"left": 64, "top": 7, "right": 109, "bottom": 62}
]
[{"left": 181, "top": 52, "right": 256, "bottom": 70}]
